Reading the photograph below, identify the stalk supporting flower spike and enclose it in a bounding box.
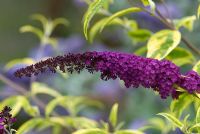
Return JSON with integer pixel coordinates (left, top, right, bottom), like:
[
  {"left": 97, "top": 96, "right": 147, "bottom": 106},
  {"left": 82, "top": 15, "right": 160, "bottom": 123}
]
[{"left": 14, "top": 51, "right": 200, "bottom": 99}]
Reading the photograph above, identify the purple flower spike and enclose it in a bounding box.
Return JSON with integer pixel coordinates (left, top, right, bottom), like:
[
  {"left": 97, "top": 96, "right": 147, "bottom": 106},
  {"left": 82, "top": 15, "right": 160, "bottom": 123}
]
[
  {"left": 0, "top": 106, "right": 16, "bottom": 133},
  {"left": 14, "top": 51, "right": 200, "bottom": 99}
]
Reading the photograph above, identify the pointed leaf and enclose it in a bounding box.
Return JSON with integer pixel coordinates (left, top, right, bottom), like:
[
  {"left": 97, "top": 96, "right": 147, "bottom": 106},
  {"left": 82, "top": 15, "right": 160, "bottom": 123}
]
[
  {"left": 157, "top": 113, "right": 183, "bottom": 128},
  {"left": 17, "top": 118, "right": 44, "bottom": 134},
  {"left": 45, "top": 96, "right": 101, "bottom": 117},
  {"left": 20, "top": 25, "right": 43, "bottom": 40},
  {"left": 147, "top": 30, "right": 181, "bottom": 60},
  {"left": 31, "top": 82, "right": 61, "bottom": 97},
  {"left": 128, "top": 29, "right": 151, "bottom": 43},
  {"left": 100, "top": 7, "right": 142, "bottom": 32},
  {"left": 89, "top": 17, "right": 123, "bottom": 42},
  {"left": 45, "top": 96, "right": 67, "bottom": 117},
  {"left": 83, "top": 0, "right": 106, "bottom": 39},
  {"left": 174, "top": 16, "right": 196, "bottom": 31},
  {"left": 31, "top": 14, "right": 48, "bottom": 30},
  {"left": 170, "top": 93, "right": 193, "bottom": 117},
  {"left": 50, "top": 116, "right": 98, "bottom": 129},
  {"left": 20, "top": 96, "right": 40, "bottom": 117},
  {"left": 53, "top": 18, "right": 69, "bottom": 29},
  {"left": 109, "top": 103, "right": 118, "bottom": 127}
]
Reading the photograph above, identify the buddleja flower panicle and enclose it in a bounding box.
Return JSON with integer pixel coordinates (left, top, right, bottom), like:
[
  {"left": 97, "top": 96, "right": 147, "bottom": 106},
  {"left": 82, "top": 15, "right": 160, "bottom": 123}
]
[
  {"left": 14, "top": 51, "right": 200, "bottom": 99},
  {"left": 0, "top": 106, "right": 16, "bottom": 133}
]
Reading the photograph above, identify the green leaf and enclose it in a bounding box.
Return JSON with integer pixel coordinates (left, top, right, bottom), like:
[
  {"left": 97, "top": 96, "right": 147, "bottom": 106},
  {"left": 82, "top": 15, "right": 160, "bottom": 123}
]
[
  {"left": 50, "top": 116, "right": 98, "bottom": 129},
  {"left": 189, "top": 123, "right": 200, "bottom": 132},
  {"left": 147, "top": 30, "right": 181, "bottom": 60},
  {"left": 115, "top": 130, "right": 144, "bottom": 134},
  {"left": 170, "top": 93, "right": 193, "bottom": 117},
  {"left": 197, "top": 4, "right": 200, "bottom": 19},
  {"left": 83, "top": 0, "right": 106, "bottom": 39},
  {"left": 196, "top": 106, "right": 200, "bottom": 123},
  {"left": 53, "top": 18, "right": 69, "bottom": 29},
  {"left": 31, "top": 82, "right": 61, "bottom": 97},
  {"left": 5, "top": 58, "right": 35, "bottom": 70},
  {"left": 166, "top": 47, "right": 196, "bottom": 66},
  {"left": 89, "top": 17, "right": 123, "bottom": 42},
  {"left": 17, "top": 117, "right": 96, "bottom": 134},
  {"left": 73, "top": 129, "right": 107, "bottom": 134},
  {"left": 128, "top": 29, "right": 152, "bottom": 43},
  {"left": 36, "top": 120, "right": 54, "bottom": 132},
  {"left": 45, "top": 96, "right": 101, "bottom": 117},
  {"left": 109, "top": 103, "right": 118, "bottom": 127},
  {"left": 0, "top": 96, "right": 39, "bottom": 117},
  {"left": 17, "top": 118, "right": 44, "bottom": 134},
  {"left": 45, "top": 96, "right": 67, "bottom": 117},
  {"left": 157, "top": 113, "right": 183, "bottom": 128},
  {"left": 20, "top": 25, "right": 43, "bottom": 40},
  {"left": 36, "top": 117, "right": 95, "bottom": 132},
  {"left": 100, "top": 7, "right": 142, "bottom": 32},
  {"left": 21, "top": 97, "right": 40, "bottom": 117},
  {"left": 147, "top": 117, "right": 166, "bottom": 130},
  {"left": 0, "top": 96, "right": 23, "bottom": 116},
  {"left": 174, "top": 16, "right": 196, "bottom": 31},
  {"left": 193, "top": 61, "right": 200, "bottom": 75},
  {"left": 31, "top": 14, "right": 48, "bottom": 30}
]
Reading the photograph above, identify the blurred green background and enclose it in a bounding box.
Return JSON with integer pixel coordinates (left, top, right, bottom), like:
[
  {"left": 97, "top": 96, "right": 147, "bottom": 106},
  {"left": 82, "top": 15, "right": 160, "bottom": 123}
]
[
  {"left": 0, "top": 0, "right": 200, "bottom": 133},
  {"left": 1, "top": 0, "right": 199, "bottom": 63}
]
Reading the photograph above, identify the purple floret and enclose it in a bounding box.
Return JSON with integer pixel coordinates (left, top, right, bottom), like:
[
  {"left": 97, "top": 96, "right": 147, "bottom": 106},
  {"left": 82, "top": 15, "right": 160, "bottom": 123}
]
[{"left": 14, "top": 51, "right": 200, "bottom": 99}]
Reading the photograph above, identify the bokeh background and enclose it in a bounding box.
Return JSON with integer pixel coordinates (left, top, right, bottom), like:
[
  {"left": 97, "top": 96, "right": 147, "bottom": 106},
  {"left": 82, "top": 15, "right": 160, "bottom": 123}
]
[{"left": 0, "top": 0, "right": 199, "bottom": 133}]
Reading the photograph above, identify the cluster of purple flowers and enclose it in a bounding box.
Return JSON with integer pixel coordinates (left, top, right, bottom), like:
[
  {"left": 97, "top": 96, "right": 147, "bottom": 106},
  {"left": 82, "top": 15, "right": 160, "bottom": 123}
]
[
  {"left": 14, "top": 51, "right": 200, "bottom": 99},
  {"left": 0, "top": 106, "right": 16, "bottom": 134},
  {"left": 179, "top": 71, "right": 200, "bottom": 94}
]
